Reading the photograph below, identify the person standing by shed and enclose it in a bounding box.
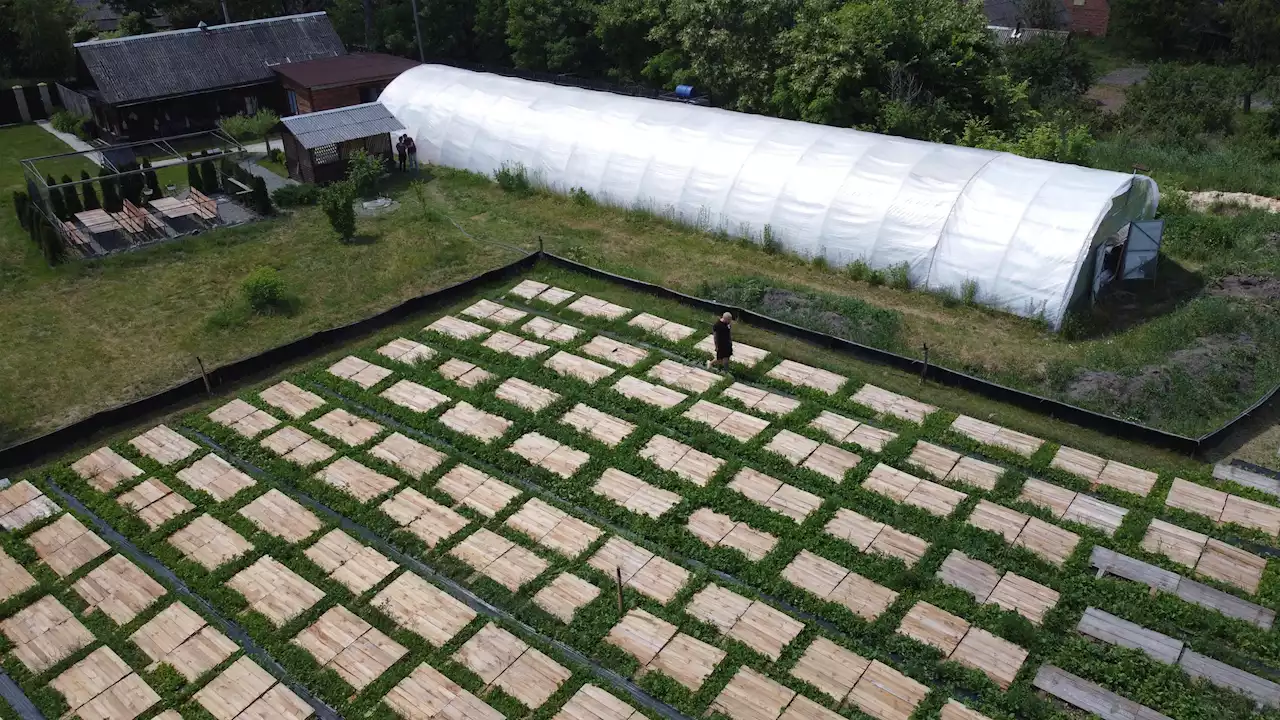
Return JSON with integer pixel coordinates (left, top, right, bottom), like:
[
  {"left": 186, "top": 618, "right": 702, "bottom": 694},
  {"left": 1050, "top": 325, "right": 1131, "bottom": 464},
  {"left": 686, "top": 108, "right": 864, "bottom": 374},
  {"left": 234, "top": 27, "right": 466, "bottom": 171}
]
[
  {"left": 406, "top": 136, "right": 419, "bottom": 173},
  {"left": 396, "top": 135, "right": 407, "bottom": 172},
  {"left": 710, "top": 312, "right": 733, "bottom": 370}
]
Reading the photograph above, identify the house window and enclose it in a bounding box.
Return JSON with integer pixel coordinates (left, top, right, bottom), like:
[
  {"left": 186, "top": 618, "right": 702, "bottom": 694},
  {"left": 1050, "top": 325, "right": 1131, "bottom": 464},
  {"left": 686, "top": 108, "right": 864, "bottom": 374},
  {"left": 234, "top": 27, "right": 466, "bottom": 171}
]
[
  {"left": 313, "top": 143, "right": 340, "bottom": 165},
  {"left": 287, "top": 90, "right": 299, "bottom": 115}
]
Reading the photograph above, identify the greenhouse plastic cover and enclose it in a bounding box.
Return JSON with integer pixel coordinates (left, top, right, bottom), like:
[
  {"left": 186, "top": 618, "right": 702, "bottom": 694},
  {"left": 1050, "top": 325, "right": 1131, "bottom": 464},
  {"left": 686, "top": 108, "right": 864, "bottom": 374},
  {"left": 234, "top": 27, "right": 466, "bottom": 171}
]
[{"left": 380, "top": 64, "right": 1159, "bottom": 327}]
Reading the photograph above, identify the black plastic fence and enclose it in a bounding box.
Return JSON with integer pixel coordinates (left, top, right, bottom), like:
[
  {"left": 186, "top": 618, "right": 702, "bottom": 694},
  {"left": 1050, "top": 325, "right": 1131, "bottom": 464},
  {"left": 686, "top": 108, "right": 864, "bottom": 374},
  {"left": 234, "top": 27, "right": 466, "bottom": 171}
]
[{"left": 1, "top": 250, "right": 1274, "bottom": 472}]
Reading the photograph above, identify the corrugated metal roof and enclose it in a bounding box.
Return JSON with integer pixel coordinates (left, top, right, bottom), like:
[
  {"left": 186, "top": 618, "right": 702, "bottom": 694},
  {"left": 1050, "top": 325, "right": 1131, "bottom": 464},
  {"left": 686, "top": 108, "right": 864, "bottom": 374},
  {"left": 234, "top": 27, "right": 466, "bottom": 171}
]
[
  {"left": 273, "top": 53, "right": 421, "bottom": 90},
  {"left": 282, "top": 102, "right": 405, "bottom": 149},
  {"left": 76, "top": 12, "right": 345, "bottom": 105}
]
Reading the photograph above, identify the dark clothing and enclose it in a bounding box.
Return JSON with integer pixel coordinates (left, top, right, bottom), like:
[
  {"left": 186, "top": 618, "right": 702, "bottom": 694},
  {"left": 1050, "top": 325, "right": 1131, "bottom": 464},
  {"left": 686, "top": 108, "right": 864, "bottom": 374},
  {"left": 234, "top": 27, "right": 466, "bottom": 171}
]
[
  {"left": 712, "top": 320, "right": 732, "bottom": 359},
  {"left": 396, "top": 143, "right": 406, "bottom": 172}
]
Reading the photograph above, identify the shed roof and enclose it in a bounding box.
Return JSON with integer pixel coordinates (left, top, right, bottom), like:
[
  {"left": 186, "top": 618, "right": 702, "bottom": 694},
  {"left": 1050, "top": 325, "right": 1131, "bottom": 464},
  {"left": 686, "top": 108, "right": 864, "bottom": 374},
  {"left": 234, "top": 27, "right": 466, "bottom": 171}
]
[
  {"left": 282, "top": 102, "right": 404, "bottom": 149},
  {"left": 76, "top": 12, "right": 345, "bottom": 106},
  {"left": 273, "top": 53, "right": 421, "bottom": 90}
]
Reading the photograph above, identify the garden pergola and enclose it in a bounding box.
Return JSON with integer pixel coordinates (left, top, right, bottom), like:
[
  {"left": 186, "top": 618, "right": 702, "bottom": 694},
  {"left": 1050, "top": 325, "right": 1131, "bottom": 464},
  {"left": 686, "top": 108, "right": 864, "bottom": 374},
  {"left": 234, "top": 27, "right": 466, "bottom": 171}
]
[{"left": 21, "top": 129, "right": 249, "bottom": 258}]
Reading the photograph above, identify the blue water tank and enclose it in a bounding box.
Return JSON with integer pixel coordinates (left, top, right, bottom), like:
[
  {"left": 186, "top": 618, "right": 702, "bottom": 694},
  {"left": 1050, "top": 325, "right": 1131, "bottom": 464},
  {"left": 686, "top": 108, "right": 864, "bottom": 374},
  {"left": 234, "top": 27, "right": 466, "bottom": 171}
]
[{"left": 675, "top": 85, "right": 694, "bottom": 99}]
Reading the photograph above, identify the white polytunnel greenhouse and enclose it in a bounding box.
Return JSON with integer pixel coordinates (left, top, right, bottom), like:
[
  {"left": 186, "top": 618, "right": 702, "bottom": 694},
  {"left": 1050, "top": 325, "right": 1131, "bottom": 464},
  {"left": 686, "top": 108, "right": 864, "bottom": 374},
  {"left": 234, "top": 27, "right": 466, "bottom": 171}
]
[{"left": 379, "top": 64, "right": 1159, "bottom": 328}]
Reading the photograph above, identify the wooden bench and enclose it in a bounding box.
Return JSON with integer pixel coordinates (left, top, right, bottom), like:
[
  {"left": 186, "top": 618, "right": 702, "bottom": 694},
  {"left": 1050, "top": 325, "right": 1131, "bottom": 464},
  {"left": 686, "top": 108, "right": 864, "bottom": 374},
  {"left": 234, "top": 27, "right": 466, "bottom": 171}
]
[
  {"left": 225, "top": 176, "right": 253, "bottom": 195},
  {"left": 61, "top": 221, "right": 90, "bottom": 250},
  {"left": 188, "top": 188, "right": 219, "bottom": 221},
  {"left": 123, "top": 199, "right": 165, "bottom": 233}
]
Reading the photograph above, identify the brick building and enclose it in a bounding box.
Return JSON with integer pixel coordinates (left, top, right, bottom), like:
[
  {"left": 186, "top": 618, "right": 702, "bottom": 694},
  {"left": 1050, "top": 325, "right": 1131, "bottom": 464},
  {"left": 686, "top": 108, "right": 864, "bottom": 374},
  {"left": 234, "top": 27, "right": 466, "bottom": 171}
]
[
  {"left": 982, "top": 0, "right": 1110, "bottom": 35},
  {"left": 1065, "top": 0, "right": 1110, "bottom": 36},
  {"left": 274, "top": 53, "right": 421, "bottom": 115}
]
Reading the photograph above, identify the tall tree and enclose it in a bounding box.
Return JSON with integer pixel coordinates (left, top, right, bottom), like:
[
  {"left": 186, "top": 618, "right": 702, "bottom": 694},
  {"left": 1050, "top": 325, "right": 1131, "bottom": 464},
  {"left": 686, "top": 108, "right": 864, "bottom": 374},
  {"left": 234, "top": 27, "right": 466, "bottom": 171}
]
[
  {"left": 506, "top": 0, "right": 600, "bottom": 73},
  {"left": 660, "top": 0, "right": 801, "bottom": 112},
  {"left": 1224, "top": 0, "right": 1280, "bottom": 112},
  {"left": 594, "top": 0, "right": 667, "bottom": 85},
  {"left": 1110, "top": 0, "right": 1218, "bottom": 58},
  {"left": 80, "top": 170, "right": 101, "bottom": 210},
  {"left": 60, "top": 174, "right": 83, "bottom": 215},
  {"left": 6, "top": 0, "right": 77, "bottom": 77}
]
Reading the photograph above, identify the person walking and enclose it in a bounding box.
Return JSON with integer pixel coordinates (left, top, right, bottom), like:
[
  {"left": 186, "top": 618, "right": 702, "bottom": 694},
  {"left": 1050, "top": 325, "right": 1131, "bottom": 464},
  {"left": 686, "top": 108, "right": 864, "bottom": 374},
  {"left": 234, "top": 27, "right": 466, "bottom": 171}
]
[
  {"left": 406, "top": 136, "right": 419, "bottom": 173},
  {"left": 395, "top": 136, "right": 407, "bottom": 172},
  {"left": 709, "top": 312, "right": 733, "bottom": 370}
]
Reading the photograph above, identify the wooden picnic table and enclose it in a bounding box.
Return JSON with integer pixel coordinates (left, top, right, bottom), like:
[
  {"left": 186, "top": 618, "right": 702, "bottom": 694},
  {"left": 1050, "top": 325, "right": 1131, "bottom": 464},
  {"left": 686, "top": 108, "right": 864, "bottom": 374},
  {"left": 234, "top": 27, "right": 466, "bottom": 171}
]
[
  {"left": 74, "top": 209, "right": 123, "bottom": 234},
  {"left": 148, "top": 196, "right": 201, "bottom": 219}
]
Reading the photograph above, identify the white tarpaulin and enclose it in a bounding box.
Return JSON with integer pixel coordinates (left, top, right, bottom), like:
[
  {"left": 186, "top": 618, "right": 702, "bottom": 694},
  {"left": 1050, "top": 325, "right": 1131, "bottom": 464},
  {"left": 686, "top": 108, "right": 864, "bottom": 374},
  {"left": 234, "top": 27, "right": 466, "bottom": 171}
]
[{"left": 380, "top": 64, "right": 1158, "bottom": 327}]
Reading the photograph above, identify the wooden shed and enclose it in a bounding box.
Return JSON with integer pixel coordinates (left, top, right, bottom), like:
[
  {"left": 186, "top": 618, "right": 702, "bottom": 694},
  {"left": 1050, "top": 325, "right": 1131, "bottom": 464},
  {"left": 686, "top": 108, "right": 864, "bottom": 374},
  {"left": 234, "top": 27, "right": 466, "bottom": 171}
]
[{"left": 280, "top": 102, "right": 404, "bottom": 184}]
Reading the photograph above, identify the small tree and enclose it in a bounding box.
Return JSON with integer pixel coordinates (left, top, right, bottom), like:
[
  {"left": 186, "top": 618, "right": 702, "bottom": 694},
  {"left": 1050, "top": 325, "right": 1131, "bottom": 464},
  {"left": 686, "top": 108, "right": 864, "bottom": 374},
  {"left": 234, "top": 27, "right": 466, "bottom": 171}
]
[
  {"left": 100, "top": 168, "right": 122, "bottom": 212},
  {"left": 80, "top": 170, "right": 100, "bottom": 210},
  {"left": 200, "top": 160, "right": 220, "bottom": 194},
  {"left": 345, "top": 149, "right": 384, "bottom": 197},
  {"left": 61, "top": 174, "right": 83, "bottom": 215},
  {"left": 13, "top": 191, "right": 30, "bottom": 230},
  {"left": 142, "top": 158, "right": 161, "bottom": 197},
  {"left": 249, "top": 176, "right": 272, "bottom": 215},
  {"left": 38, "top": 218, "right": 67, "bottom": 265},
  {"left": 319, "top": 180, "right": 357, "bottom": 242},
  {"left": 241, "top": 266, "right": 287, "bottom": 313},
  {"left": 46, "top": 175, "right": 67, "bottom": 220},
  {"left": 187, "top": 162, "right": 203, "bottom": 193},
  {"left": 121, "top": 162, "right": 144, "bottom": 206}
]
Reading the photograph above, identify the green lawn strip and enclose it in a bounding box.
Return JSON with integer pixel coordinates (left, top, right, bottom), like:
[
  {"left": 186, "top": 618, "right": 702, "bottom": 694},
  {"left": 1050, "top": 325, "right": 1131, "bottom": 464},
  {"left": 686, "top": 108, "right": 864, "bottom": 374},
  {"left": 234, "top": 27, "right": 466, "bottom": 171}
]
[{"left": 0, "top": 473, "right": 253, "bottom": 718}]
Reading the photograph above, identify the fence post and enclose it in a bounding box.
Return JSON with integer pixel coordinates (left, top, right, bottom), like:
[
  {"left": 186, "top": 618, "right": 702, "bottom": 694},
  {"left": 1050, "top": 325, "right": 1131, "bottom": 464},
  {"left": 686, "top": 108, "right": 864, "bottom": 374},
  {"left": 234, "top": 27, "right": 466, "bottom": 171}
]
[
  {"left": 615, "top": 566, "right": 624, "bottom": 614},
  {"left": 196, "top": 357, "right": 212, "bottom": 395},
  {"left": 920, "top": 343, "right": 929, "bottom": 384},
  {"left": 37, "top": 84, "right": 53, "bottom": 117},
  {"left": 12, "top": 87, "right": 30, "bottom": 123},
  {"left": 538, "top": 235, "right": 544, "bottom": 255}
]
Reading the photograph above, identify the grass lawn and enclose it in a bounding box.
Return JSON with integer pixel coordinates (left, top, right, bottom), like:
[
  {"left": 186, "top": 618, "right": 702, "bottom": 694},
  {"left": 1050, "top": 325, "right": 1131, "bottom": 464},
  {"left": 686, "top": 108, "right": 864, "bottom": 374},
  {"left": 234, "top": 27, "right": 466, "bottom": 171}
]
[{"left": 1, "top": 122, "right": 1277, "bottom": 454}]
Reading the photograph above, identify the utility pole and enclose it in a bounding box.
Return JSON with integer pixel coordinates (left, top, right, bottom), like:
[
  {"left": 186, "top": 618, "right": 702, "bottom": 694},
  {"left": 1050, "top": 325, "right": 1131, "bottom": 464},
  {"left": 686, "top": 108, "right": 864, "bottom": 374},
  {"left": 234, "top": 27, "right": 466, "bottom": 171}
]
[{"left": 409, "top": 0, "right": 425, "bottom": 62}]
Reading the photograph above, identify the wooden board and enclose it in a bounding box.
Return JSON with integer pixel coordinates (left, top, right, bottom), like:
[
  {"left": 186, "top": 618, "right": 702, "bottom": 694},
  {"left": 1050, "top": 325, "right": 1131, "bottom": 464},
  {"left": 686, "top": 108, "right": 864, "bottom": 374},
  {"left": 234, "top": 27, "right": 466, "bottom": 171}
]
[
  {"left": 936, "top": 551, "right": 1000, "bottom": 602},
  {"left": 438, "top": 402, "right": 512, "bottom": 444},
  {"left": 986, "top": 573, "right": 1059, "bottom": 625},
  {"left": 721, "top": 383, "right": 801, "bottom": 416},
  {"left": 613, "top": 376, "right": 686, "bottom": 409},
  {"left": 906, "top": 441, "right": 960, "bottom": 479},
  {"left": 1062, "top": 494, "right": 1128, "bottom": 536},
  {"left": 782, "top": 551, "right": 849, "bottom": 599},
  {"left": 1195, "top": 539, "right": 1266, "bottom": 594},
  {"left": 1097, "top": 460, "right": 1159, "bottom": 497},
  {"left": 384, "top": 662, "right": 502, "bottom": 720},
  {"left": 903, "top": 480, "right": 967, "bottom": 517},
  {"left": 533, "top": 573, "right": 600, "bottom": 623},
  {"left": 50, "top": 646, "right": 132, "bottom": 713},
  {"left": 950, "top": 627, "right": 1027, "bottom": 689},
  {"left": 863, "top": 464, "right": 921, "bottom": 502},
  {"left": 561, "top": 403, "right": 636, "bottom": 446},
  {"left": 371, "top": 572, "right": 477, "bottom": 647},
  {"left": 1077, "top": 607, "right": 1183, "bottom": 663},
  {"left": 607, "top": 609, "right": 677, "bottom": 665},
  {"left": 801, "top": 444, "right": 861, "bottom": 482},
  {"left": 566, "top": 295, "right": 631, "bottom": 320},
  {"left": 209, "top": 399, "right": 280, "bottom": 439},
  {"left": 493, "top": 378, "right": 561, "bottom": 413},
  {"left": 0, "top": 548, "right": 36, "bottom": 602},
  {"left": 260, "top": 381, "right": 325, "bottom": 419},
  {"left": 729, "top": 469, "right": 822, "bottom": 523},
  {"left": 72, "top": 446, "right": 144, "bottom": 492},
  {"left": 581, "top": 335, "right": 649, "bottom": 367},
  {"left": 1051, "top": 446, "right": 1106, "bottom": 481},
  {"left": 176, "top": 453, "right": 256, "bottom": 502},
  {"left": 725, "top": 601, "right": 804, "bottom": 661},
  {"left": 1213, "top": 463, "right": 1280, "bottom": 500},
  {"left": 1033, "top": 665, "right": 1174, "bottom": 720},
  {"left": 381, "top": 379, "right": 451, "bottom": 414},
  {"left": 0, "top": 482, "right": 60, "bottom": 531},
  {"left": 851, "top": 384, "right": 936, "bottom": 423},
  {"left": 1220, "top": 495, "right": 1280, "bottom": 536},
  {"left": 766, "top": 359, "right": 846, "bottom": 394},
  {"left": 523, "top": 316, "right": 582, "bottom": 343},
  {"left": 295, "top": 606, "right": 407, "bottom": 690},
  {"left": 629, "top": 313, "right": 696, "bottom": 342},
  {"left": 28, "top": 514, "right": 110, "bottom": 577},
  {"left": 898, "top": 602, "right": 970, "bottom": 654},
  {"left": 847, "top": 660, "right": 929, "bottom": 720},
  {"left": 315, "top": 457, "right": 400, "bottom": 503},
  {"left": 941, "top": 700, "right": 996, "bottom": 720},
  {"left": 824, "top": 508, "right": 884, "bottom": 552},
  {"left": 648, "top": 632, "right": 726, "bottom": 690},
  {"left": 238, "top": 488, "right": 321, "bottom": 543},
  {"left": 72, "top": 554, "right": 166, "bottom": 624},
  {"left": 967, "top": 501, "right": 1029, "bottom": 543},
  {"left": 1090, "top": 546, "right": 1183, "bottom": 593},
  {"left": 305, "top": 529, "right": 398, "bottom": 595},
  {"left": 545, "top": 351, "right": 615, "bottom": 384},
  {"left": 1013, "top": 518, "right": 1080, "bottom": 567},
  {"left": 119, "top": 479, "right": 194, "bottom": 529},
  {"left": 380, "top": 487, "right": 469, "bottom": 547},
  {"left": 1, "top": 595, "right": 95, "bottom": 673},
  {"left": 950, "top": 416, "right": 1042, "bottom": 457},
  {"left": 1180, "top": 650, "right": 1280, "bottom": 708},
  {"left": 74, "top": 671, "right": 159, "bottom": 720},
  {"left": 492, "top": 644, "right": 572, "bottom": 707},
  {"left": 131, "top": 603, "right": 236, "bottom": 681},
  {"left": 710, "top": 667, "right": 795, "bottom": 720},
  {"left": 193, "top": 657, "right": 277, "bottom": 720},
  {"left": 811, "top": 411, "right": 860, "bottom": 443},
  {"left": 450, "top": 529, "right": 548, "bottom": 590},
  {"left": 764, "top": 430, "right": 820, "bottom": 465},
  {"left": 1175, "top": 578, "right": 1276, "bottom": 629},
  {"left": 829, "top": 572, "right": 899, "bottom": 621},
  {"left": 1018, "top": 478, "right": 1075, "bottom": 519},
  {"left": 789, "top": 636, "right": 870, "bottom": 702},
  {"left": 327, "top": 355, "right": 393, "bottom": 389},
  {"left": 595, "top": 468, "right": 681, "bottom": 518},
  {"left": 1141, "top": 519, "right": 1207, "bottom": 568},
  {"left": 438, "top": 358, "right": 495, "bottom": 388},
  {"left": 506, "top": 499, "right": 602, "bottom": 557},
  {"left": 946, "top": 456, "right": 1003, "bottom": 492},
  {"left": 427, "top": 315, "right": 491, "bottom": 340},
  {"left": 551, "top": 684, "right": 642, "bottom": 720},
  {"left": 227, "top": 555, "right": 325, "bottom": 626},
  {"left": 1165, "top": 478, "right": 1228, "bottom": 520},
  {"left": 868, "top": 527, "right": 929, "bottom": 566},
  {"left": 377, "top": 337, "right": 436, "bottom": 364},
  {"left": 261, "top": 427, "right": 335, "bottom": 467},
  {"left": 695, "top": 335, "right": 771, "bottom": 367},
  {"left": 130, "top": 425, "right": 199, "bottom": 466}
]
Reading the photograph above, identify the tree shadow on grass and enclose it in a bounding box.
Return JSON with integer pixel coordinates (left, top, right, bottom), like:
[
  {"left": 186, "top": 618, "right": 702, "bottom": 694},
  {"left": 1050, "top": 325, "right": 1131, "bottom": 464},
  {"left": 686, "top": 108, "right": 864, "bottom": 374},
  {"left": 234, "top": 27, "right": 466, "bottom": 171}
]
[{"left": 344, "top": 233, "right": 378, "bottom": 246}]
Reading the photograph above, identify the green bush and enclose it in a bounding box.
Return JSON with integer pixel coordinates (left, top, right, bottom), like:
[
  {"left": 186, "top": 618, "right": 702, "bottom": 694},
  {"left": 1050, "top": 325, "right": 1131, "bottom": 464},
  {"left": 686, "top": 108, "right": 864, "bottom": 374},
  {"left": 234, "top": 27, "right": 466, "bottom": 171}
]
[
  {"left": 494, "top": 163, "right": 531, "bottom": 193},
  {"left": 761, "top": 224, "right": 782, "bottom": 255},
  {"left": 571, "top": 187, "right": 592, "bottom": 206},
  {"left": 187, "top": 163, "right": 203, "bottom": 193},
  {"left": 272, "top": 183, "right": 319, "bottom": 207},
  {"left": 961, "top": 278, "right": 979, "bottom": 306},
  {"left": 319, "top": 180, "right": 357, "bottom": 241},
  {"left": 266, "top": 147, "right": 284, "bottom": 163},
  {"left": 846, "top": 258, "right": 871, "bottom": 281},
  {"left": 99, "top": 168, "right": 121, "bottom": 212},
  {"left": 218, "top": 109, "right": 280, "bottom": 141},
  {"left": 249, "top": 176, "right": 272, "bottom": 215},
  {"left": 60, "top": 174, "right": 82, "bottom": 215},
  {"left": 200, "top": 160, "right": 220, "bottom": 194},
  {"left": 241, "top": 266, "right": 287, "bottom": 313},
  {"left": 46, "top": 175, "right": 67, "bottom": 220},
  {"left": 346, "top": 149, "right": 385, "bottom": 197},
  {"left": 887, "top": 262, "right": 911, "bottom": 290},
  {"left": 50, "top": 110, "right": 90, "bottom": 139},
  {"left": 80, "top": 170, "right": 100, "bottom": 210}
]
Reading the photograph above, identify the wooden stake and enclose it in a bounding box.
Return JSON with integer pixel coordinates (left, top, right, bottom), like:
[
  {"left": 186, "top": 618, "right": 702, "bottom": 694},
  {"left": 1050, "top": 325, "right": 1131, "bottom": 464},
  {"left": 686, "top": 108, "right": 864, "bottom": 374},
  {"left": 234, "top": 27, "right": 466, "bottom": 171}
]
[
  {"left": 616, "top": 566, "right": 624, "bottom": 614},
  {"left": 196, "top": 356, "right": 211, "bottom": 395},
  {"left": 920, "top": 343, "right": 929, "bottom": 384}
]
